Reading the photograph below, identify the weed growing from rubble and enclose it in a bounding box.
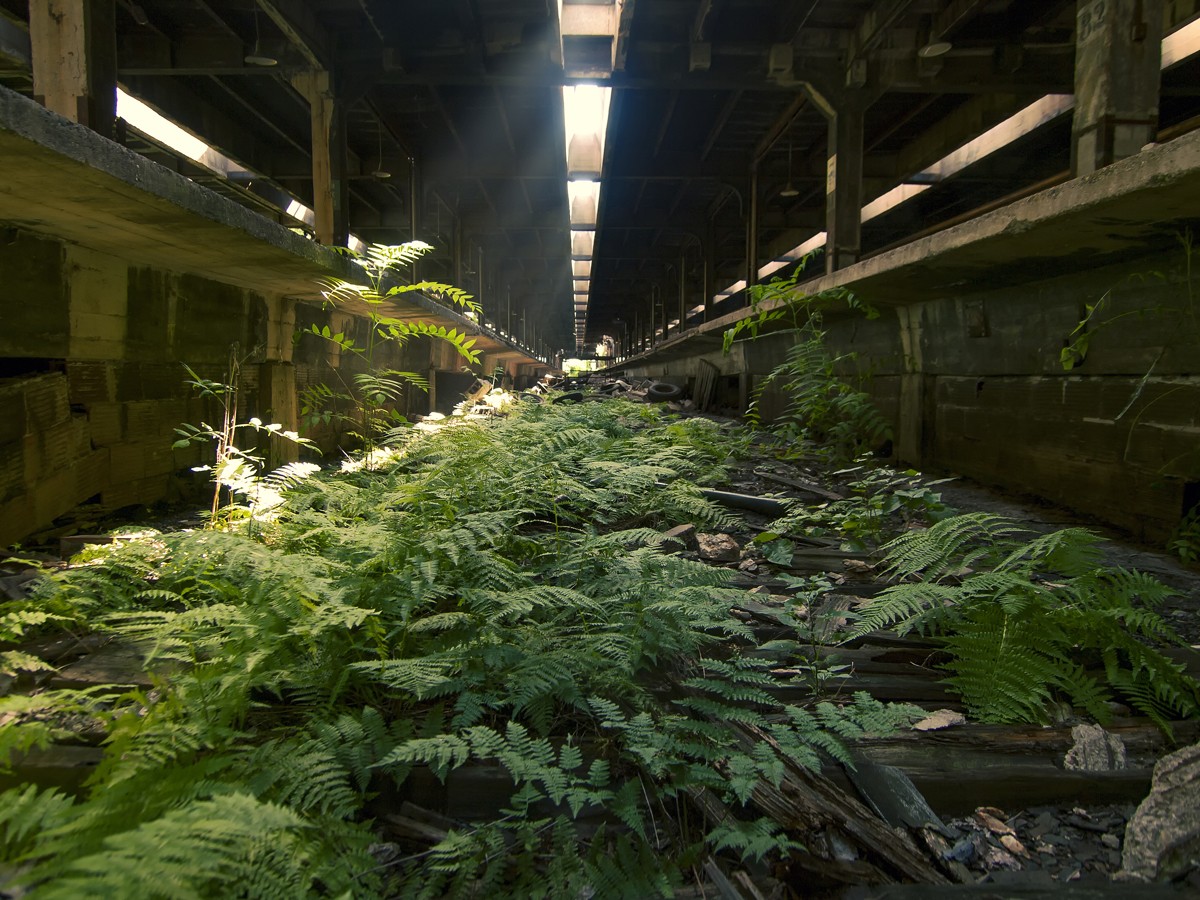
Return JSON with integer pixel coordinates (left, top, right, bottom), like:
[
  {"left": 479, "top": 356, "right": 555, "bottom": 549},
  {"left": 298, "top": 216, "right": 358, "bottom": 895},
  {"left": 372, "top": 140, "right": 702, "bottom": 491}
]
[
  {"left": 172, "top": 344, "right": 317, "bottom": 527},
  {"left": 0, "top": 400, "right": 923, "bottom": 897},
  {"left": 722, "top": 257, "right": 891, "bottom": 465}
]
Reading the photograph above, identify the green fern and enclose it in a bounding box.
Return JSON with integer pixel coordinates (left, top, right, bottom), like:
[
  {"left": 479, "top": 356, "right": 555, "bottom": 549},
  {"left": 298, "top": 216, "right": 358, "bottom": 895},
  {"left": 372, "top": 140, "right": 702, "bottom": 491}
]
[{"left": 852, "top": 514, "right": 1200, "bottom": 726}]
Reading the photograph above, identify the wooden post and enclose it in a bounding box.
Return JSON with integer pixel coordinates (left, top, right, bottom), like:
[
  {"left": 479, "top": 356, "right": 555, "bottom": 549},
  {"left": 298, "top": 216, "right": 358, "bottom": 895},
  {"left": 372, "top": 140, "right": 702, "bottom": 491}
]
[
  {"left": 703, "top": 218, "right": 715, "bottom": 322},
  {"left": 29, "top": 0, "right": 117, "bottom": 138},
  {"left": 291, "top": 70, "right": 346, "bottom": 246},
  {"left": 745, "top": 167, "right": 759, "bottom": 289},
  {"left": 825, "top": 90, "right": 866, "bottom": 274},
  {"left": 1071, "top": 0, "right": 1163, "bottom": 175}
]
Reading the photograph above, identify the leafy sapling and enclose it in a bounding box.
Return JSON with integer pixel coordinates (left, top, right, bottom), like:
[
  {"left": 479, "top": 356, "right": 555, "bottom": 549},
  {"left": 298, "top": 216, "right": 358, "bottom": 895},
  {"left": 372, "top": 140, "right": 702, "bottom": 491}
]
[{"left": 173, "top": 347, "right": 317, "bottom": 526}]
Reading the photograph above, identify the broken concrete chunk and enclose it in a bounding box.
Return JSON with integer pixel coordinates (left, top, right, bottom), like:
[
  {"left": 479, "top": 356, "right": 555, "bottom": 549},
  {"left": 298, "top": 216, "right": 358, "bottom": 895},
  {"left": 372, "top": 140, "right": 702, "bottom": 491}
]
[
  {"left": 1121, "top": 741, "right": 1200, "bottom": 882},
  {"left": 913, "top": 709, "right": 967, "bottom": 731},
  {"left": 697, "top": 533, "right": 740, "bottom": 562},
  {"left": 1063, "top": 723, "right": 1127, "bottom": 772},
  {"left": 662, "top": 523, "right": 699, "bottom": 552}
]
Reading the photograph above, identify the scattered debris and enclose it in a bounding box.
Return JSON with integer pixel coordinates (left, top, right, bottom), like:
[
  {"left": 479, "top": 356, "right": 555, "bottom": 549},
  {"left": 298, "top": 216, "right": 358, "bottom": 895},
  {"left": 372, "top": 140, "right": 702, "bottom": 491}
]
[
  {"left": 663, "top": 523, "right": 700, "bottom": 551},
  {"left": 913, "top": 709, "right": 967, "bottom": 732},
  {"left": 697, "top": 532, "right": 741, "bottom": 562}
]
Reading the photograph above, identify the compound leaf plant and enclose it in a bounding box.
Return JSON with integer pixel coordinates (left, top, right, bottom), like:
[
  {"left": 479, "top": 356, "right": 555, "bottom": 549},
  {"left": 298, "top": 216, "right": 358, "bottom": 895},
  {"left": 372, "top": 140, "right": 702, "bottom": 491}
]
[
  {"left": 0, "top": 399, "right": 927, "bottom": 898},
  {"left": 302, "top": 241, "right": 483, "bottom": 451}
]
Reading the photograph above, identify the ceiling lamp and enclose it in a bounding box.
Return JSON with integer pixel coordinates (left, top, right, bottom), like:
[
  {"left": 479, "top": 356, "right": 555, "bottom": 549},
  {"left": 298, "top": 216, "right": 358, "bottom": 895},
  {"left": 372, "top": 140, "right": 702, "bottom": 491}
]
[
  {"left": 779, "top": 140, "right": 799, "bottom": 198},
  {"left": 917, "top": 40, "right": 953, "bottom": 58},
  {"left": 244, "top": 5, "right": 278, "bottom": 67},
  {"left": 371, "top": 126, "right": 391, "bottom": 179}
]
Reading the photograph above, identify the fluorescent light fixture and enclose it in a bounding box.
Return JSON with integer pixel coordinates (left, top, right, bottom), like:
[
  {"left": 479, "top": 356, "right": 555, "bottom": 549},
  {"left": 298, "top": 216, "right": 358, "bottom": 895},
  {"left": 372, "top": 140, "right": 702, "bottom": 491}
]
[
  {"left": 572, "top": 259, "right": 592, "bottom": 278},
  {"left": 575, "top": 279, "right": 591, "bottom": 291}
]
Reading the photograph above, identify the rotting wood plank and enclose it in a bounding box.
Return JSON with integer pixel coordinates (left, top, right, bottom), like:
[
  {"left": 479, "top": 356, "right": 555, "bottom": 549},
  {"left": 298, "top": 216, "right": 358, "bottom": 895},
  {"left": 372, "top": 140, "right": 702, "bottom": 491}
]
[{"left": 727, "top": 723, "right": 950, "bottom": 886}]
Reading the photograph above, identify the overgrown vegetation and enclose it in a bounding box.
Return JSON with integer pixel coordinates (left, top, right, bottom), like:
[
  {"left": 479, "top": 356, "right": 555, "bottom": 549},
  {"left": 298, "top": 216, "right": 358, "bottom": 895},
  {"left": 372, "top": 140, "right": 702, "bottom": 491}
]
[
  {"left": 0, "top": 400, "right": 924, "bottom": 897},
  {"left": 848, "top": 512, "right": 1200, "bottom": 731},
  {"left": 723, "top": 259, "right": 891, "bottom": 465},
  {"left": 300, "top": 241, "right": 481, "bottom": 451},
  {"left": 172, "top": 345, "right": 317, "bottom": 528}
]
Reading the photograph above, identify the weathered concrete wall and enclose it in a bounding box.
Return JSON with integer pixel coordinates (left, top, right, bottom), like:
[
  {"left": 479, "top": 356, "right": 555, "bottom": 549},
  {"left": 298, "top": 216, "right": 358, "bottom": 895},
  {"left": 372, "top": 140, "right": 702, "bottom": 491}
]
[
  {"left": 616, "top": 129, "right": 1200, "bottom": 546},
  {"left": 859, "top": 244, "right": 1200, "bottom": 543},
  {"left": 0, "top": 227, "right": 434, "bottom": 546},
  {"left": 623, "top": 245, "right": 1198, "bottom": 544}
]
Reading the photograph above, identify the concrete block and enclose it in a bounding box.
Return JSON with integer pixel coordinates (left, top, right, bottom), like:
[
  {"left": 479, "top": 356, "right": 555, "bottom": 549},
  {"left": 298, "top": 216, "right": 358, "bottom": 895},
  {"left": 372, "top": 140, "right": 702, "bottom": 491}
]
[
  {"left": 101, "top": 474, "right": 168, "bottom": 512},
  {"left": 0, "top": 387, "right": 25, "bottom": 444},
  {"left": 73, "top": 449, "right": 110, "bottom": 503},
  {"left": 0, "top": 494, "right": 33, "bottom": 548},
  {"left": 87, "top": 402, "right": 122, "bottom": 446},
  {"left": 126, "top": 267, "right": 176, "bottom": 358},
  {"left": 123, "top": 399, "right": 184, "bottom": 442},
  {"left": 36, "top": 415, "right": 91, "bottom": 475},
  {"left": 23, "top": 374, "right": 70, "bottom": 431},
  {"left": 65, "top": 244, "right": 128, "bottom": 316},
  {"left": 70, "top": 311, "right": 127, "bottom": 347},
  {"left": 22, "top": 433, "right": 39, "bottom": 485},
  {"left": 107, "top": 442, "right": 147, "bottom": 485},
  {"left": 32, "top": 468, "right": 76, "bottom": 525},
  {"left": 143, "top": 443, "right": 175, "bottom": 478},
  {"left": 67, "top": 361, "right": 115, "bottom": 403},
  {"left": 0, "top": 233, "right": 69, "bottom": 358},
  {"left": 0, "top": 442, "right": 24, "bottom": 504}
]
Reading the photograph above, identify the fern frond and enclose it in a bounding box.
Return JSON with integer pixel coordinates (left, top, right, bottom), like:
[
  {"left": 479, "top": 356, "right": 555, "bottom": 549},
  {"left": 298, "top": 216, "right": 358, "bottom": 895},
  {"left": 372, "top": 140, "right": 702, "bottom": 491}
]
[{"left": 34, "top": 794, "right": 309, "bottom": 899}]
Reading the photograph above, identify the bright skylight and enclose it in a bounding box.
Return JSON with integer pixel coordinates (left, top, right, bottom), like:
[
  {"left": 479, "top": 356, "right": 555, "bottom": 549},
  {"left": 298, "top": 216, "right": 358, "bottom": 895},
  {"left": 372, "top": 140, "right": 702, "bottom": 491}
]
[{"left": 116, "top": 89, "right": 211, "bottom": 164}]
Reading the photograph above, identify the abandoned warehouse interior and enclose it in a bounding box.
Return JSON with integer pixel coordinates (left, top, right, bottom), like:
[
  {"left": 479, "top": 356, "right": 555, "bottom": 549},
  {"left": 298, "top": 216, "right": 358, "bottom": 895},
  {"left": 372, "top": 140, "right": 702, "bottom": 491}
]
[{"left": 3, "top": 0, "right": 1200, "bottom": 896}]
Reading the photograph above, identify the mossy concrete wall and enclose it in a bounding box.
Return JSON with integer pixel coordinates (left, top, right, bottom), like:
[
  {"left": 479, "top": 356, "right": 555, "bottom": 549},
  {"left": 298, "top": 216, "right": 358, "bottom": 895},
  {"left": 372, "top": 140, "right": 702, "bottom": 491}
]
[
  {"left": 619, "top": 132, "right": 1200, "bottom": 545},
  {"left": 625, "top": 245, "right": 1198, "bottom": 544},
  {"left": 0, "top": 227, "right": 432, "bottom": 547}
]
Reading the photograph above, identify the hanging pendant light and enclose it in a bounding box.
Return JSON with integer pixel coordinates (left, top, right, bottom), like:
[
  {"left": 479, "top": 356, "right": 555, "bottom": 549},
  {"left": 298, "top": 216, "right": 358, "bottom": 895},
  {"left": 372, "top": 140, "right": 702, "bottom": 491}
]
[
  {"left": 244, "top": 4, "right": 278, "bottom": 67},
  {"left": 779, "top": 139, "right": 799, "bottom": 198},
  {"left": 372, "top": 125, "right": 391, "bottom": 179}
]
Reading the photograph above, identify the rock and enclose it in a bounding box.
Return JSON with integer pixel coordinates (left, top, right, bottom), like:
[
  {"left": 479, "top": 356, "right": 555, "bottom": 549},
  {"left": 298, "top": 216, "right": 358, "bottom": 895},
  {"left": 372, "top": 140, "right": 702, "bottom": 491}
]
[
  {"left": 1063, "top": 723, "right": 1127, "bottom": 771},
  {"left": 697, "top": 533, "right": 740, "bottom": 562},
  {"left": 1120, "top": 741, "right": 1200, "bottom": 882},
  {"left": 663, "top": 523, "right": 699, "bottom": 552}
]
